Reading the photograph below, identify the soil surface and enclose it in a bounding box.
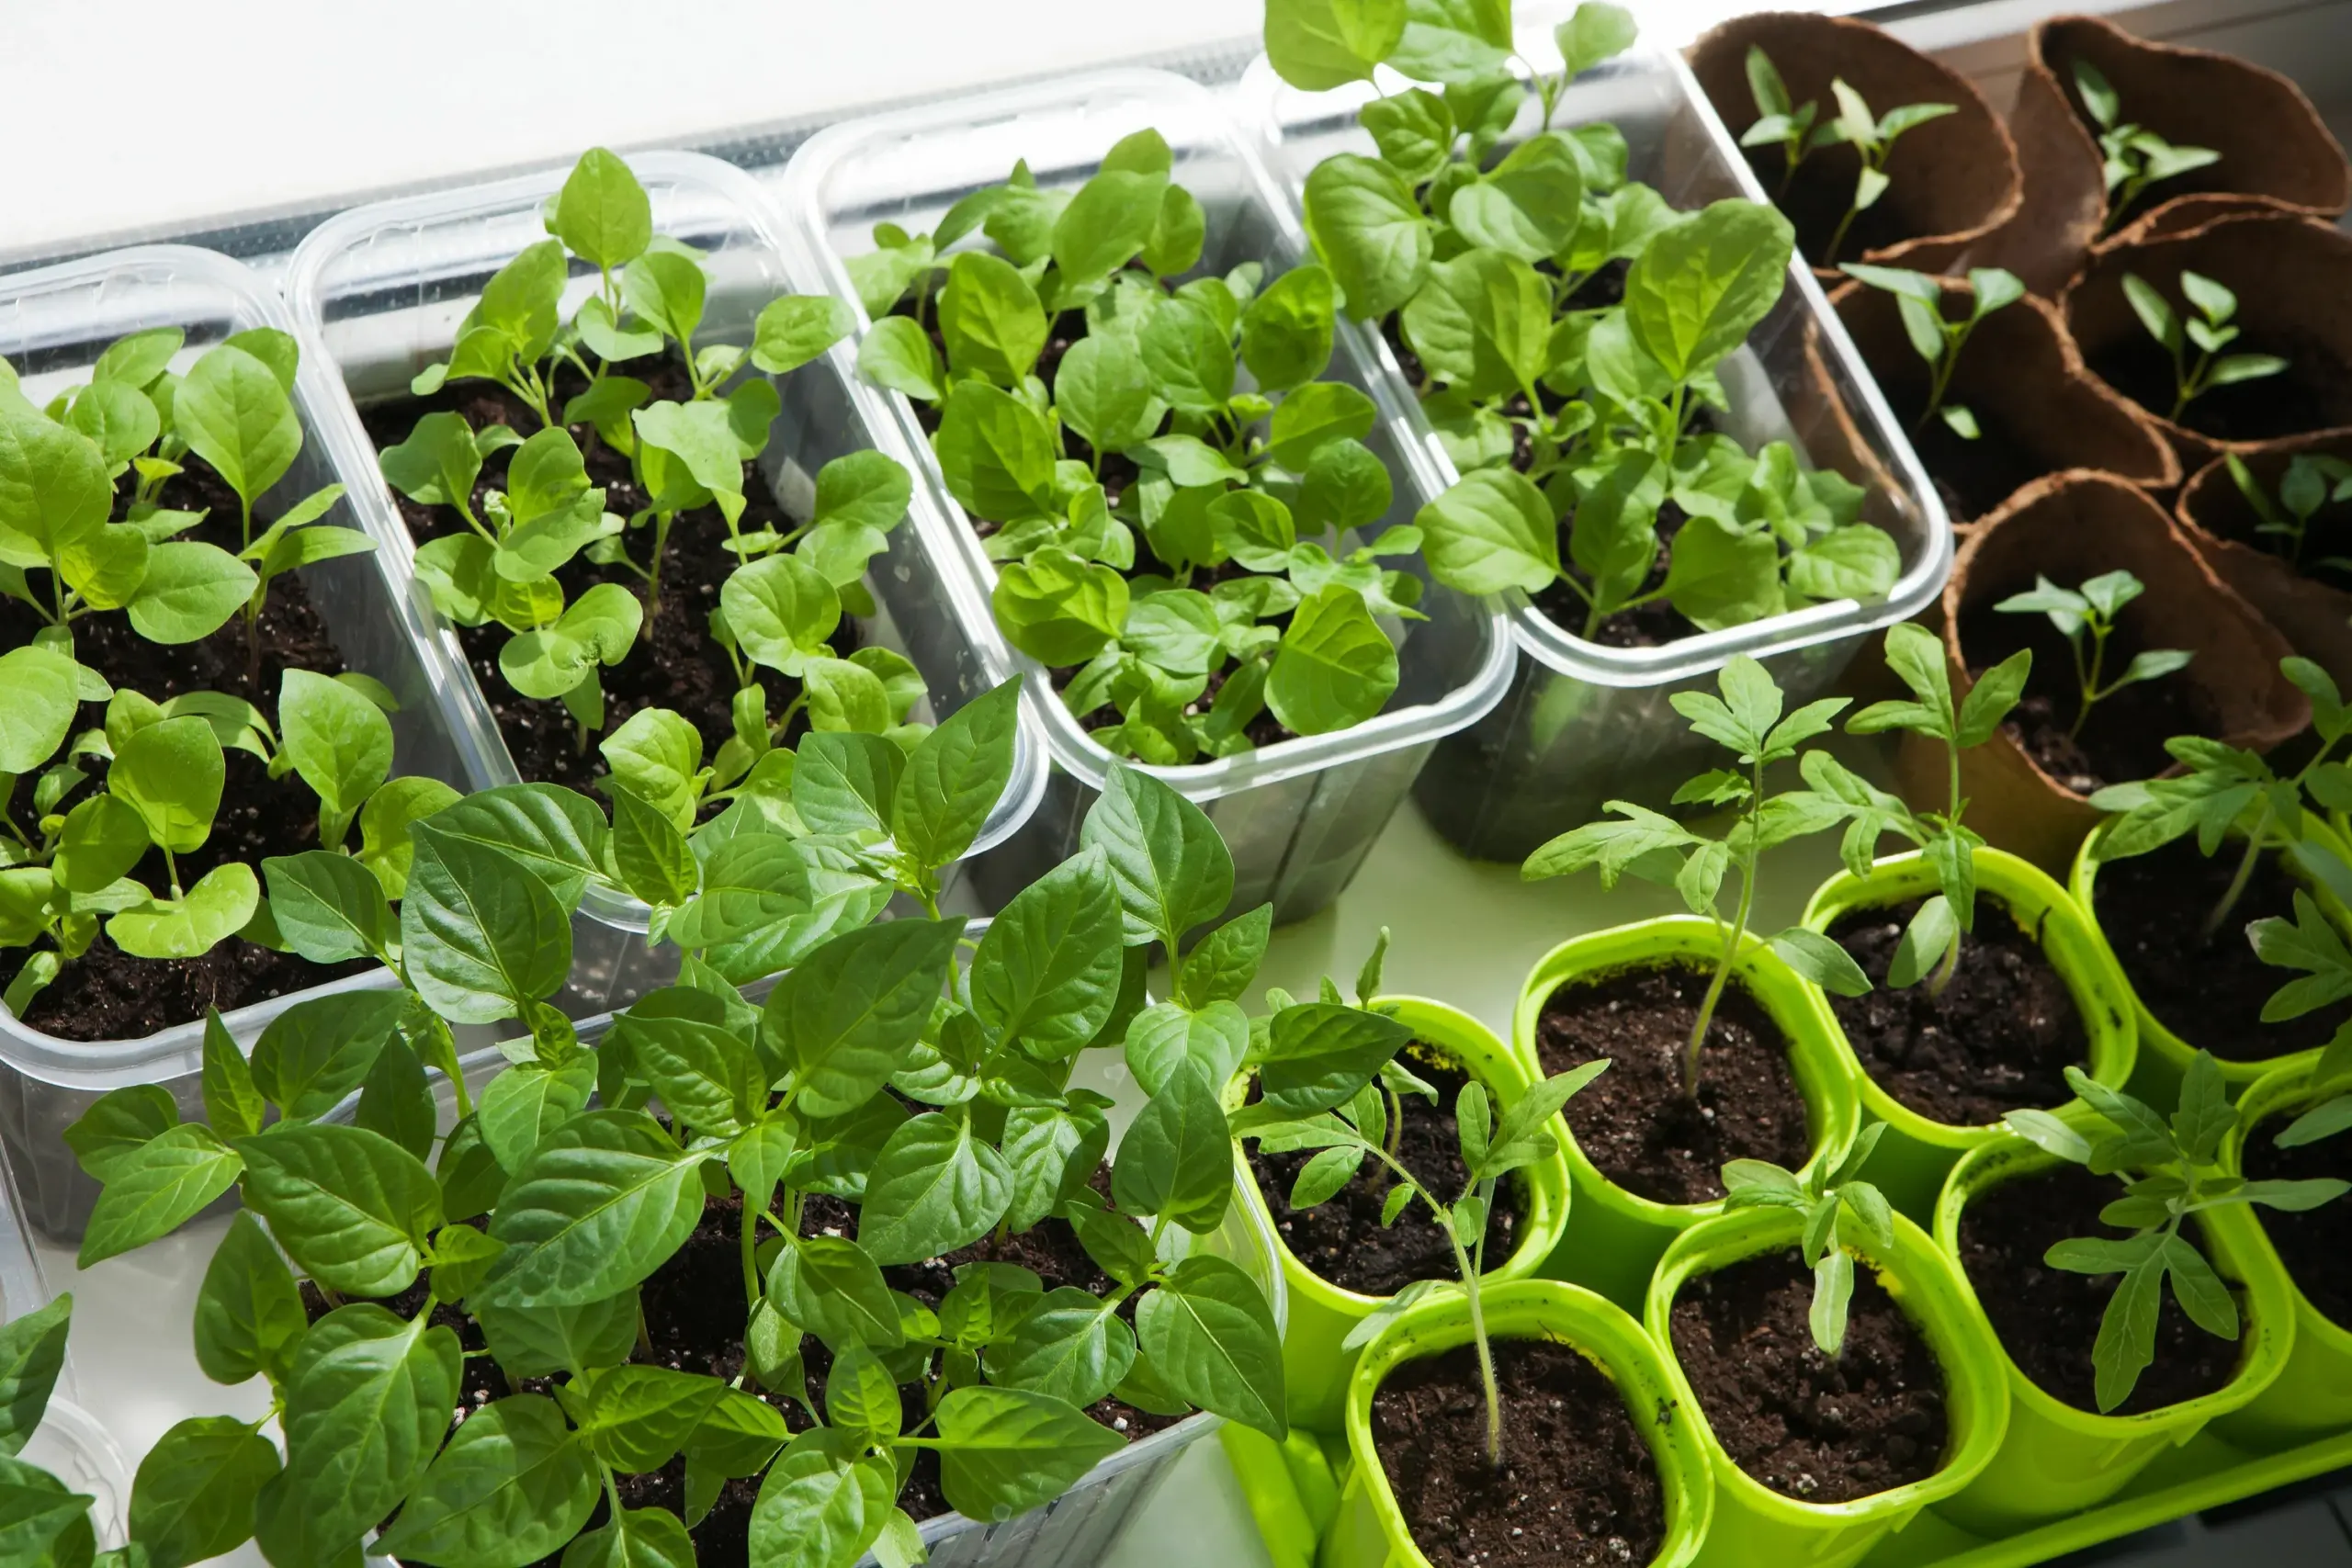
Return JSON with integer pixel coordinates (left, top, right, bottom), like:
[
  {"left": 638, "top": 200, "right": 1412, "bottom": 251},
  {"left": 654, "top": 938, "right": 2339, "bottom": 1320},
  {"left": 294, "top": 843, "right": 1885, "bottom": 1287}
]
[
  {"left": 1957, "top": 596, "right": 2216, "bottom": 795},
  {"left": 2241, "top": 1109, "right": 2352, "bottom": 1329},
  {"left": 2089, "top": 332, "right": 2348, "bottom": 445},
  {"left": 2095, "top": 835, "right": 2352, "bottom": 1060},
  {"left": 1826, "top": 898, "right": 2090, "bottom": 1125},
  {"left": 1959, "top": 1163, "right": 2245, "bottom": 1415},
  {"left": 1747, "top": 147, "right": 1920, "bottom": 271},
  {"left": 1884, "top": 380, "right": 2046, "bottom": 525},
  {"left": 1534, "top": 964, "right": 1814, "bottom": 1205},
  {"left": 1246, "top": 1048, "right": 1523, "bottom": 1297},
  {"left": 361, "top": 359, "right": 823, "bottom": 796},
  {"left": 1669, "top": 1247, "right": 1948, "bottom": 1503},
  {"left": 1371, "top": 1339, "right": 1667, "bottom": 1568}
]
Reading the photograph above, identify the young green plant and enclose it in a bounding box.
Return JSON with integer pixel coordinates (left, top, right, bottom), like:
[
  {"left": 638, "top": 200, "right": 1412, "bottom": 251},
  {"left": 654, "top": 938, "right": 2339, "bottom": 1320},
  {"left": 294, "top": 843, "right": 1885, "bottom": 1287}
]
[
  {"left": 2227, "top": 451, "right": 2352, "bottom": 576},
  {"left": 1994, "top": 570, "right": 2193, "bottom": 742},
  {"left": 1840, "top": 264, "right": 2026, "bottom": 439},
  {"left": 1720, "top": 1122, "right": 1896, "bottom": 1354},
  {"left": 2073, "top": 61, "right": 2222, "bottom": 233},
  {"left": 1521, "top": 654, "right": 1867, "bottom": 1093},
  {"left": 2005, "top": 1051, "right": 2347, "bottom": 1411},
  {"left": 2123, "top": 268, "right": 2287, "bottom": 423},
  {"left": 2238, "top": 879, "right": 2352, "bottom": 1148},
  {"left": 1737, "top": 51, "right": 1955, "bottom": 263}
]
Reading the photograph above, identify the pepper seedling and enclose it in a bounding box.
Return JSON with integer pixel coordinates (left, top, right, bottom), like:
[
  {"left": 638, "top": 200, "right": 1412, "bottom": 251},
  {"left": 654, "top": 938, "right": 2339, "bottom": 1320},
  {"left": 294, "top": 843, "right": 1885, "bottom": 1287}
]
[
  {"left": 2073, "top": 60, "right": 2222, "bottom": 233},
  {"left": 2091, "top": 656, "right": 2352, "bottom": 942},
  {"left": 1740, "top": 47, "right": 1834, "bottom": 198},
  {"left": 1521, "top": 654, "right": 1867, "bottom": 1093},
  {"left": 1720, "top": 1122, "right": 1896, "bottom": 1354},
  {"left": 1993, "top": 570, "right": 2193, "bottom": 742},
  {"left": 1234, "top": 931, "right": 1604, "bottom": 1467},
  {"left": 2227, "top": 452, "right": 2352, "bottom": 577},
  {"left": 2122, "top": 267, "right": 2287, "bottom": 423},
  {"left": 1737, "top": 52, "right": 1954, "bottom": 264},
  {"left": 2005, "top": 1051, "right": 2348, "bottom": 1411},
  {"left": 1840, "top": 264, "right": 2025, "bottom": 439}
]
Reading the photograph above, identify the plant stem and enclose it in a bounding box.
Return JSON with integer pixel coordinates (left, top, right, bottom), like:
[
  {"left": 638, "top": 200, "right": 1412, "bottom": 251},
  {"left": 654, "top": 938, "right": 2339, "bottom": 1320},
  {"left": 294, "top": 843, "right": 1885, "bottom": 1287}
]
[
  {"left": 2202, "top": 807, "right": 2271, "bottom": 942},
  {"left": 741, "top": 1191, "right": 762, "bottom": 1311},
  {"left": 1926, "top": 927, "right": 1962, "bottom": 998},
  {"left": 1447, "top": 1225, "right": 1505, "bottom": 1468},
  {"left": 1824, "top": 200, "right": 1860, "bottom": 267},
  {"left": 2067, "top": 622, "right": 2103, "bottom": 741},
  {"left": 1686, "top": 755, "right": 1764, "bottom": 1096},
  {"left": 645, "top": 511, "right": 674, "bottom": 623}
]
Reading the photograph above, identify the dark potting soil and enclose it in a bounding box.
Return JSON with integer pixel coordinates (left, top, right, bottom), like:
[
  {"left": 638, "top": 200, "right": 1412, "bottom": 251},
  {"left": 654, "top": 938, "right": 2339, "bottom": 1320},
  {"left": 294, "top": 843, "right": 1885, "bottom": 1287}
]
[
  {"left": 1668, "top": 1247, "right": 1948, "bottom": 1503},
  {"left": 1534, "top": 964, "right": 1814, "bottom": 1205},
  {"left": 1884, "top": 382, "right": 2046, "bottom": 525},
  {"left": 1246, "top": 1049, "right": 1524, "bottom": 1297},
  {"left": 0, "top": 749, "right": 372, "bottom": 1041},
  {"left": 1370, "top": 1338, "right": 1667, "bottom": 1568},
  {"left": 2094, "top": 835, "right": 2352, "bottom": 1060},
  {"left": 1956, "top": 596, "right": 2216, "bottom": 795},
  {"left": 359, "top": 360, "right": 824, "bottom": 797},
  {"left": 1959, "top": 1163, "right": 2245, "bottom": 1415},
  {"left": 1751, "top": 149, "right": 1920, "bottom": 272},
  {"left": 2088, "top": 332, "right": 2350, "bottom": 445},
  {"left": 1826, "top": 897, "right": 2091, "bottom": 1125},
  {"left": 2241, "top": 1110, "right": 2352, "bottom": 1329}
]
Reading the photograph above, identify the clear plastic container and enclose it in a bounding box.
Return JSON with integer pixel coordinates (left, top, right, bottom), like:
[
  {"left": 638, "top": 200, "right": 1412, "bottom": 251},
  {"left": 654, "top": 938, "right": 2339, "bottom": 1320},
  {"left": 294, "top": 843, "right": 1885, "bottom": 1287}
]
[
  {"left": 285, "top": 151, "right": 1047, "bottom": 1010},
  {"left": 0, "top": 246, "right": 477, "bottom": 1241},
  {"left": 778, "top": 72, "right": 1517, "bottom": 926},
  {"left": 1239, "top": 43, "right": 1953, "bottom": 863}
]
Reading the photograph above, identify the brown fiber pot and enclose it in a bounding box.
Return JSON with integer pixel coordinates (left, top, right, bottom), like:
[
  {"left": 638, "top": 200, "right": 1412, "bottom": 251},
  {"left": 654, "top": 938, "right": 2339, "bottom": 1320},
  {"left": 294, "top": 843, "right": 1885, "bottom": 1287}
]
[
  {"left": 2063, "top": 212, "right": 2352, "bottom": 470},
  {"left": 2177, "top": 434, "right": 2352, "bottom": 690},
  {"left": 1688, "top": 12, "right": 2021, "bottom": 279},
  {"left": 1989, "top": 15, "right": 2352, "bottom": 294},
  {"left": 1831, "top": 277, "right": 2178, "bottom": 528},
  {"left": 1895, "top": 471, "right": 2305, "bottom": 874}
]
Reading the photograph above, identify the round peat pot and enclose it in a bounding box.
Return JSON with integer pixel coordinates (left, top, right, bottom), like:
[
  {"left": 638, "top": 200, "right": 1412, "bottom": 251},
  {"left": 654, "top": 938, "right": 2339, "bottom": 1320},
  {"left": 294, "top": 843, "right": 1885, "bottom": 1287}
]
[
  {"left": 1321, "top": 1279, "right": 1713, "bottom": 1568},
  {"left": 1512, "top": 919, "right": 1860, "bottom": 1312},
  {"left": 2069, "top": 815, "right": 2352, "bottom": 1100},
  {"left": 1227, "top": 998, "right": 1571, "bottom": 1432},
  {"left": 1796, "top": 849, "right": 2137, "bottom": 1221},
  {"left": 1930, "top": 1132, "right": 2295, "bottom": 1534},
  {"left": 2211, "top": 1062, "right": 2352, "bottom": 1444},
  {"left": 1645, "top": 1209, "right": 2008, "bottom": 1568}
]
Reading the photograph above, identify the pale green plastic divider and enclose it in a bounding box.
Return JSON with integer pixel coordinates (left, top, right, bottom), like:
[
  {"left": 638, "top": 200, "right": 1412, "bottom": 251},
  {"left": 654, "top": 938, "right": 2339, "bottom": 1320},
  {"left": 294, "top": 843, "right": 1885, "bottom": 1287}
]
[
  {"left": 1796, "top": 849, "right": 2137, "bottom": 1222},
  {"left": 1511, "top": 917, "right": 1860, "bottom": 1311}
]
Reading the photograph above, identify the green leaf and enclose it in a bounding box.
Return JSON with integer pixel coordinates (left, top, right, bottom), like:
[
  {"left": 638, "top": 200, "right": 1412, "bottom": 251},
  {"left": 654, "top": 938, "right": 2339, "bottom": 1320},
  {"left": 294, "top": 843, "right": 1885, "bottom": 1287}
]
[
  {"left": 194, "top": 1210, "right": 306, "bottom": 1387},
  {"left": 1053, "top": 160, "right": 1170, "bottom": 288},
  {"left": 1662, "top": 514, "right": 1782, "bottom": 632},
  {"left": 622, "top": 249, "right": 707, "bottom": 349},
  {"left": 1624, "top": 200, "right": 1794, "bottom": 382},
  {"left": 610, "top": 784, "right": 695, "bottom": 908},
  {"left": 993, "top": 1286, "right": 1136, "bottom": 1408},
  {"left": 477, "top": 1056, "right": 598, "bottom": 1175},
  {"left": 723, "top": 554, "right": 842, "bottom": 679},
  {"left": 402, "top": 823, "right": 573, "bottom": 1023},
  {"left": 473, "top": 1292, "right": 640, "bottom": 1381},
  {"left": 1361, "top": 90, "right": 1456, "bottom": 185},
  {"left": 1259, "top": 1001, "right": 1413, "bottom": 1114},
  {"left": 2091, "top": 1253, "right": 2165, "bottom": 1412},
  {"left": 856, "top": 317, "right": 943, "bottom": 403},
  {"left": 766, "top": 919, "right": 965, "bottom": 1116},
  {"left": 107, "top": 862, "right": 259, "bottom": 962},
  {"left": 1125, "top": 1001, "right": 1251, "bottom": 1099},
  {"left": 747, "top": 1433, "right": 893, "bottom": 1568},
  {"left": 1177, "top": 904, "right": 1274, "bottom": 1009},
  {"left": 175, "top": 343, "right": 300, "bottom": 506},
  {"left": 78, "top": 1123, "right": 242, "bottom": 1267},
  {"left": 607, "top": 989, "right": 757, "bottom": 1137},
  {"left": 1303, "top": 155, "right": 1430, "bottom": 321},
  {"left": 1112, "top": 1061, "right": 1233, "bottom": 1233},
  {"left": 940, "top": 253, "right": 1047, "bottom": 388},
  {"left": 0, "top": 648, "right": 82, "bottom": 774},
  {"left": 253, "top": 665, "right": 390, "bottom": 833},
  {"left": 1080, "top": 763, "right": 1233, "bottom": 953},
  {"left": 237, "top": 1122, "right": 442, "bottom": 1298},
  {"left": 1239, "top": 265, "right": 1338, "bottom": 392},
  {"left": 971, "top": 848, "right": 1125, "bottom": 1058},
  {"left": 377, "top": 1393, "right": 596, "bottom": 1568},
  {"left": 1140, "top": 299, "right": 1236, "bottom": 415},
  {"left": 63, "top": 1087, "right": 176, "bottom": 1185},
  {"left": 563, "top": 1507, "right": 695, "bottom": 1568},
  {"left": 577, "top": 1366, "right": 728, "bottom": 1473},
  {"left": 128, "top": 1415, "right": 277, "bottom": 1568},
  {"left": 481, "top": 1111, "right": 704, "bottom": 1307},
  {"left": 934, "top": 380, "right": 1056, "bottom": 522},
  {"left": 251, "top": 989, "right": 406, "bottom": 1122},
  {"left": 767, "top": 1236, "right": 903, "bottom": 1351},
  {"left": 933, "top": 1386, "right": 1126, "bottom": 1521},
  {"left": 1810, "top": 1247, "right": 1855, "bottom": 1355},
  {"left": 1268, "top": 586, "right": 1397, "bottom": 736},
  {"left": 1417, "top": 468, "right": 1558, "bottom": 596},
  {"left": 0, "top": 1296, "right": 68, "bottom": 1458},
  {"left": 1265, "top": 0, "right": 1407, "bottom": 89},
  {"left": 892, "top": 679, "right": 1020, "bottom": 871},
  {"left": 1450, "top": 135, "right": 1585, "bottom": 264},
  {"left": 262, "top": 851, "right": 393, "bottom": 966},
  {"left": 752, "top": 295, "right": 854, "bottom": 376},
  {"left": 556, "top": 148, "right": 651, "bottom": 271},
  {"left": 993, "top": 547, "right": 1128, "bottom": 665},
  {"left": 108, "top": 716, "right": 222, "bottom": 855},
  {"left": 856, "top": 1111, "right": 1014, "bottom": 1265},
  {"left": 0, "top": 1452, "right": 96, "bottom": 1568},
  {"left": 1769, "top": 927, "right": 1871, "bottom": 998},
  {"left": 0, "top": 403, "right": 108, "bottom": 560}
]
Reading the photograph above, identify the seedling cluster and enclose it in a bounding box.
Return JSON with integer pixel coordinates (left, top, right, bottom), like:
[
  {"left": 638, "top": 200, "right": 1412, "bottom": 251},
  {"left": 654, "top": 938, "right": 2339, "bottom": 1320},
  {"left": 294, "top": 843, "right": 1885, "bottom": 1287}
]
[
  {"left": 2228, "top": 452, "right": 2352, "bottom": 577},
  {"left": 1741, "top": 48, "right": 1958, "bottom": 264},
  {"left": 1841, "top": 264, "right": 2026, "bottom": 440},
  {"left": 2122, "top": 267, "right": 2287, "bottom": 423},
  {"left": 2073, "top": 61, "right": 2223, "bottom": 233}
]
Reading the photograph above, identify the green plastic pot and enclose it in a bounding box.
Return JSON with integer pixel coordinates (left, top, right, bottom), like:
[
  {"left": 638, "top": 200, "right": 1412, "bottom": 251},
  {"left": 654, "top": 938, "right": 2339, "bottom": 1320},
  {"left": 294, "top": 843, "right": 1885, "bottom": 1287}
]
[
  {"left": 1511, "top": 917, "right": 1860, "bottom": 1312},
  {"left": 1796, "top": 849, "right": 2137, "bottom": 1222},
  {"left": 1645, "top": 1208, "right": 2010, "bottom": 1568},
  {"left": 1320, "top": 1278, "right": 1714, "bottom": 1568},
  {"left": 2069, "top": 814, "right": 2352, "bottom": 1100},
  {"left": 1930, "top": 1129, "right": 2296, "bottom": 1535},
  {"left": 2210, "top": 1060, "right": 2352, "bottom": 1446},
  {"left": 1227, "top": 997, "right": 1573, "bottom": 1433}
]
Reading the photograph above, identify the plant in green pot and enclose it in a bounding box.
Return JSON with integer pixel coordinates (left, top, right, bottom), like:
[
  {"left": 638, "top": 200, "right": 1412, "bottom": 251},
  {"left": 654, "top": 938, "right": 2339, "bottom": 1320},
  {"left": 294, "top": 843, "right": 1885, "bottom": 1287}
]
[
  {"left": 1933, "top": 1053, "right": 2315, "bottom": 1533},
  {"left": 2073, "top": 654, "right": 2352, "bottom": 1092},
  {"left": 1642, "top": 1124, "right": 2009, "bottom": 1568},
  {"left": 1792, "top": 620, "right": 2139, "bottom": 1218},
  {"left": 1229, "top": 931, "right": 1580, "bottom": 1429},
  {"left": 1513, "top": 654, "right": 1863, "bottom": 1307}
]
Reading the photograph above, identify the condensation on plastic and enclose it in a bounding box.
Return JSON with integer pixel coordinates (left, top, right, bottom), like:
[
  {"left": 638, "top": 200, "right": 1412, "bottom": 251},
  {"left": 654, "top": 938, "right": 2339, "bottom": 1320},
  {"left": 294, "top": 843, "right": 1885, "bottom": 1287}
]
[
  {"left": 1239, "top": 43, "right": 1954, "bottom": 863},
  {"left": 336, "top": 989, "right": 1290, "bottom": 1568},
  {"left": 777, "top": 71, "right": 1517, "bottom": 927},
  {"left": 284, "top": 150, "right": 1047, "bottom": 1012},
  {"left": 0, "top": 246, "right": 477, "bottom": 1241}
]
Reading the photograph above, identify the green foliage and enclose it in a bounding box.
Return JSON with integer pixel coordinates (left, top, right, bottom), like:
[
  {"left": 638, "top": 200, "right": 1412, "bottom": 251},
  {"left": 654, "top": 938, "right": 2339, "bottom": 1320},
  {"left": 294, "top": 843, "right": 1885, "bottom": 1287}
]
[
  {"left": 1721, "top": 1124, "right": 1894, "bottom": 1354},
  {"left": 2227, "top": 451, "right": 2352, "bottom": 578},
  {"left": 2004, "top": 1052, "right": 2347, "bottom": 1411},
  {"left": 1995, "top": 570, "right": 2191, "bottom": 743},
  {"left": 2122, "top": 267, "right": 2288, "bottom": 423},
  {"left": 2073, "top": 61, "right": 2222, "bottom": 232},
  {"left": 1840, "top": 265, "right": 2023, "bottom": 441},
  {"left": 1739, "top": 52, "right": 1955, "bottom": 264}
]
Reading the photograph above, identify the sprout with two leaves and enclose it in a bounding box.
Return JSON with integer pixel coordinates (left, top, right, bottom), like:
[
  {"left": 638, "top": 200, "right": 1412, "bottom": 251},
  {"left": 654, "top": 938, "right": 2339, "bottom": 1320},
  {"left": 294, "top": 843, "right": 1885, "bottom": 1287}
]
[
  {"left": 2227, "top": 451, "right": 2352, "bottom": 578},
  {"left": 2122, "top": 268, "right": 2287, "bottom": 423},
  {"left": 2073, "top": 61, "right": 2222, "bottom": 233},
  {"left": 1740, "top": 49, "right": 1957, "bottom": 263},
  {"left": 1994, "top": 570, "right": 2193, "bottom": 744},
  {"left": 1720, "top": 1122, "right": 1896, "bottom": 1354},
  {"left": 1839, "top": 264, "right": 2026, "bottom": 441}
]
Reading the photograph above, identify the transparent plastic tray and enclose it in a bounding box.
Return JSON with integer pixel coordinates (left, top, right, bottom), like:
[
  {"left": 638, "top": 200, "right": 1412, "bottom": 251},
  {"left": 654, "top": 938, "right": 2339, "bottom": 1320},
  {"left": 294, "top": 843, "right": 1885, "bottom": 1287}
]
[
  {"left": 285, "top": 151, "right": 1047, "bottom": 1010},
  {"left": 0, "top": 245, "right": 475, "bottom": 1240},
  {"left": 778, "top": 71, "right": 1517, "bottom": 927},
  {"left": 1239, "top": 42, "right": 1952, "bottom": 863}
]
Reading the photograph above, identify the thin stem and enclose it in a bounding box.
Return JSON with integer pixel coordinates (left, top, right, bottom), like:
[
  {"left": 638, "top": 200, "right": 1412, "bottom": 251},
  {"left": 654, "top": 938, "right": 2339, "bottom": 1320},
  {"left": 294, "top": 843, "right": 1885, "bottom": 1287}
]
[
  {"left": 1685, "top": 755, "right": 1764, "bottom": 1096},
  {"left": 163, "top": 846, "right": 183, "bottom": 900},
  {"left": 2069, "top": 623, "right": 2109, "bottom": 740},
  {"left": 1446, "top": 1224, "right": 1504, "bottom": 1468},
  {"left": 2202, "top": 807, "right": 2271, "bottom": 942},
  {"left": 741, "top": 1190, "right": 762, "bottom": 1311},
  {"left": 1824, "top": 200, "right": 1860, "bottom": 267},
  {"left": 645, "top": 511, "right": 675, "bottom": 623},
  {"left": 1925, "top": 927, "right": 1962, "bottom": 999}
]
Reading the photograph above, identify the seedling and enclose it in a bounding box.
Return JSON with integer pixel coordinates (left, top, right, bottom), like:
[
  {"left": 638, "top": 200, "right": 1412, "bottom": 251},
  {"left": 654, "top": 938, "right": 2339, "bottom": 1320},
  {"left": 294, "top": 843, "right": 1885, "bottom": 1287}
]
[
  {"left": 1236, "top": 933, "right": 1602, "bottom": 1466},
  {"left": 2092, "top": 657, "right": 2352, "bottom": 942},
  {"left": 1721, "top": 1122, "right": 1896, "bottom": 1354},
  {"left": 2227, "top": 452, "right": 2352, "bottom": 575},
  {"left": 1521, "top": 655, "right": 1867, "bottom": 1093},
  {"left": 2241, "top": 886, "right": 2352, "bottom": 1149},
  {"left": 1740, "top": 47, "right": 1833, "bottom": 197},
  {"left": 2073, "top": 60, "right": 2222, "bottom": 232},
  {"left": 1841, "top": 264, "right": 2026, "bottom": 438},
  {"left": 1740, "top": 53, "right": 1955, "bottom": 264},
  {"left": 0, "top": 1297, "right": 124, "bottom": 1568},
  {"left": 2005, "top": 1051, "right": 2347, "bottom": 1411},
  {"left": 2123, "top": 268, "right": 2287, "bottom": 423},
  {"left": 1805, "top": 620, "right": 2032, "bottom": 998},
  {"left": 1994, "top": 570, "right": 2193, "bottom": 742}
]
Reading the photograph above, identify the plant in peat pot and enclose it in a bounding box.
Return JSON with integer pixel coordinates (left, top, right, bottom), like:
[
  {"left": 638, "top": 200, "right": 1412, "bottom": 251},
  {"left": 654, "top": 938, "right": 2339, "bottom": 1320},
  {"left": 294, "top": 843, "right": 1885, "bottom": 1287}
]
[
  {"left": 2120, "top": 267, "right": 2287, "bottom": 423},
  {"left": 848, "top": 129, "right": 1424, "bottom": 764},
  {"left": 2072, "top": 60, "right": 2222, "bottom": 236},
  {"left": 1998, "top": 1051, "right": 2347, "bottom": 1412},
  {"left": 372, "top": 148, "right": 911, "bottom": 780},
  {"left": 1739, "top": 51, "right": 1957, "bottom": 265},
  {"left": 1994, "top": 570, "right": 2193, "bottom": 746},
  {"left": 2228, "top": 450, "right": 2352, "bottom": 581},
  {"left": 62, "top": 739, "right": 1293, "bottom": 1568},
  {"left": 1838, "top": 264, "right": 2023, "bottom": 443}
]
